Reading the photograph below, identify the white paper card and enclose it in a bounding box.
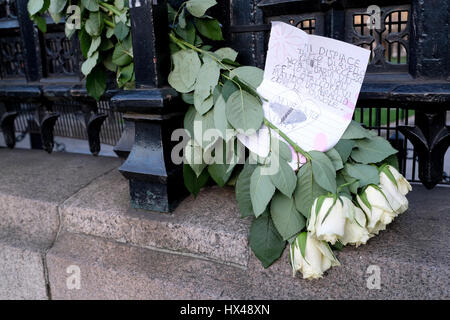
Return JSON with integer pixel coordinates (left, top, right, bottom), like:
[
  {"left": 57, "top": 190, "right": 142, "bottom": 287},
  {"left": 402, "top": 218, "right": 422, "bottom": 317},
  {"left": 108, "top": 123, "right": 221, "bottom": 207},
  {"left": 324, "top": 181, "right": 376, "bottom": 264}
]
[{"left": 238, "top": 22, "right": 370, "bottom": 167}]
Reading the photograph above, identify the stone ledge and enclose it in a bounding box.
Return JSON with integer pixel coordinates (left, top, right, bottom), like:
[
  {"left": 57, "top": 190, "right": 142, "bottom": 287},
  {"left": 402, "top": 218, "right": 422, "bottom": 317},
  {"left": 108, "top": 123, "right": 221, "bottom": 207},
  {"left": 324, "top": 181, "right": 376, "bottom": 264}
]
[
  {"left": 46, "top": 232, "right": 250, "bottom": 300},
  {"left": 61, "top": 170, "right": 251, "bottom": 267},
  {"left": 0, "top": 149, "right": 122, "bottom": 300},
  {"left": 0, "top": 149, "right": 449, "bottom": 299}
]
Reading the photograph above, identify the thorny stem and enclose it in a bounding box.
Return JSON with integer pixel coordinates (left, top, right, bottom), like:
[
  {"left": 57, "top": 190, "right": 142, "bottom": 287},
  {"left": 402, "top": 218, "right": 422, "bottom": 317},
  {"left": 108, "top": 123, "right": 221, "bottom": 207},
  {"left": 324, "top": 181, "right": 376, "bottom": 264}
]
[{"left": 169, "top": 33, "right": 312, "bottom": 164}]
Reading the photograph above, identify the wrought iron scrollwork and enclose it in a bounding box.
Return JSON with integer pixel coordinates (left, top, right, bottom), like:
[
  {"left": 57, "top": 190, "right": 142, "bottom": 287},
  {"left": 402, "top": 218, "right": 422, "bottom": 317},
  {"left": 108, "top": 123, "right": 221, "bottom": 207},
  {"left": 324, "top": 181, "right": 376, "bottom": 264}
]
[
  {"left": 399, "top": 111, "right": 450, "bottom": 189},
  {"left": 346, "top": 5, "right": 410, "bottom": 72},
  {"left": 0, "top": 110, "right": 17, "bottom": 148},
  {"left": 35, "top": 108, "right": 60, "bottom": 153}
]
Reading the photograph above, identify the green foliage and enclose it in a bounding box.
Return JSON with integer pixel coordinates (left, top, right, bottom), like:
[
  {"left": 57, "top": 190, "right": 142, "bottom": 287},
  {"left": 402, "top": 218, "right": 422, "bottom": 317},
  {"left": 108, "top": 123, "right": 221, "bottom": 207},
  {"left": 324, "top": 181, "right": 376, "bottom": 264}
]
[
  {"left": 310, "top": 151, "right": 337, "bottom": 193},
  {"left": 27, "top": 0, "right": 135, "bottom": 100},
  {"left": 249, "top": 211, "right": 286, "bottom": 268},
  {"left": 343, "top": 163, "right": 380, "bottom": 187},
  {"left": 270, "top": 192, "right": 306, "bottom": 241},
  {"left": 250, "top": 166, "right": 276, "bottom": 217},
  {"left": 167, "top": 1, "right": 401, "bottom": 270},
  {"left": 294, "top": 162, "right": 327, "bottom": 219},
  {"left": 235, "top": 163, "right": 257, "bottom": 218},
  {"left": 183, "top": 164, "right": 209, "bottom": 197},
  {"left": 351, "top": 136, "right": 398, "bottom": 164}
]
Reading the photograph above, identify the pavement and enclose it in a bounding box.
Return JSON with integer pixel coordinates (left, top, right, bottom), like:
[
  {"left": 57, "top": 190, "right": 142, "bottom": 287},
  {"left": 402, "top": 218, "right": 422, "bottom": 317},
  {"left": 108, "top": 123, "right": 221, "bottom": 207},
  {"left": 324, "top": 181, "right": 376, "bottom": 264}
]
[{"left": 0, "top": 148, "right": 448, "bottom": 299}]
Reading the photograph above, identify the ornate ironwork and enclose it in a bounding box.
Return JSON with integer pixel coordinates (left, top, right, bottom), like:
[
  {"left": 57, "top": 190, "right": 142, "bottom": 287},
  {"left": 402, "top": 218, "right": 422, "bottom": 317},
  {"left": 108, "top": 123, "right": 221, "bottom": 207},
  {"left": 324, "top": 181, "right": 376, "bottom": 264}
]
[
  {"left": 267, "top": 13, "right": 325, "bottom": 35},
  {"left": 346, "top": 5, "right": 410, "bottom": 73},
  {"left": 0, "top": 0, "right": 17, "bottom": 20},
  {"left": 0, "top": 34, "right": 25, "bottom": 78},
  {"left": 42, "top": 31, "right": 81, "bottom": 77}
]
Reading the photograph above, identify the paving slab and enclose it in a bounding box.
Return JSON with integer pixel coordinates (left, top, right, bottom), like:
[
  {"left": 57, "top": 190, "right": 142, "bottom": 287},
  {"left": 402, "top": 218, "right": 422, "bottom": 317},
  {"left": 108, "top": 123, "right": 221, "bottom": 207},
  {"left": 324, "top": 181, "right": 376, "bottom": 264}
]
[
  {"left": 0, "top": 229, "right": 49, "bottom": 300},
  {"left": 0, "top": 149, "right": 121, "bottom": 239},
  {"left": 46, "top": 232, "right": 250, "bottom": 300},
  {"left": 52, "top": 182, "right": 449, "bottom": 299},
  {"left": 61, "top": 170, "right": 251, "bottom": 267},
  {"left": 0, "top": 149, "right": 122, "bottom": 299}
]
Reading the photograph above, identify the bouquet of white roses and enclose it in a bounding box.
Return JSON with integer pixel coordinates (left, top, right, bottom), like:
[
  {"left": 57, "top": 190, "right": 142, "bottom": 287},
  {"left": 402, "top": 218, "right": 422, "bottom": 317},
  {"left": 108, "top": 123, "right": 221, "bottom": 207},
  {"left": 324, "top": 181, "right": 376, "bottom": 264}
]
[{"left": 168, "top": 0, "right": 412, "bottom": 280}]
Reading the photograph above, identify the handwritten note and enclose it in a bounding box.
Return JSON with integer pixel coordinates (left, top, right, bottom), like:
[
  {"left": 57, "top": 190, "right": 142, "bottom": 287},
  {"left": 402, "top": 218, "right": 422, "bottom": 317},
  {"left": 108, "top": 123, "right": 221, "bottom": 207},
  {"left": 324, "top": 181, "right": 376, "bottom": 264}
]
[{"left": 238, "top": 22, "right": 370, "bottom": 167}]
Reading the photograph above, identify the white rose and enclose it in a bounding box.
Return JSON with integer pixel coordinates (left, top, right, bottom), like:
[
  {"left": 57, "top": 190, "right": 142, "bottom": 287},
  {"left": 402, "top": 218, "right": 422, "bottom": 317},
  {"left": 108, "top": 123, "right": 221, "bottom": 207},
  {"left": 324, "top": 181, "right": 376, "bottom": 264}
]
[
  {"left": 380, "top": 181, "right": 408, "bottom": 214},
  {"left": 340, "top": 197, "right": 371, "bottom": 247},
  {"left": 290, "top": 233, "right": 340, "bottom": 280},
  {"left": 379, "top": 168, "right": 409, "bottom": 214},
  {"left": 308, "top": 196, "right": 346, "bottom": 244},
  {"left": 383, "top": 165, "right": 412, "bottom": 195},
  {"left": 357, "top": 185, "right": 397, "bottom": 235}
]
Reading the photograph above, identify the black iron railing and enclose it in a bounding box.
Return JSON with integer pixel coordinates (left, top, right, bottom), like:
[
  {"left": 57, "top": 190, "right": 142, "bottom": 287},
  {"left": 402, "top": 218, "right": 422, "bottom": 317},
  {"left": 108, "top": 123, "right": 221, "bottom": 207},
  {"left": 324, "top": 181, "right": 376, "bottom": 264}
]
[{"left": 1, "top": 0, "right": 449, "bottom": 213}]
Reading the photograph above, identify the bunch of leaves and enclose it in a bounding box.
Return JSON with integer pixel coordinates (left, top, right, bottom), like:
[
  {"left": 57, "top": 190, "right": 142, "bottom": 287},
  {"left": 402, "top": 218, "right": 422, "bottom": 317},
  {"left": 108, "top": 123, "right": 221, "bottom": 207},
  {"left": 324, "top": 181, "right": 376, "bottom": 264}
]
[
  {"left": 169, "top": 0, "right": 399, "bottom": 268},
  {"left": 27, "top": 0, "right": 135, "bottom": 100}
]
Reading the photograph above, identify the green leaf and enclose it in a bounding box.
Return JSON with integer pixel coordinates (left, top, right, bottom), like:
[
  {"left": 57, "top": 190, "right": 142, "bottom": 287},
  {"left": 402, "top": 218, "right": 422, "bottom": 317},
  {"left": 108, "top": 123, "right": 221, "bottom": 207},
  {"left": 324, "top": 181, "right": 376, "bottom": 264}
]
[
  {"left": 114, "top": 22, "right": 129, "bottom": 41},
  {"left": 194, "top": 17, "right": 223, "bottom": 41},
  {"left": 32, "top": 15, "right": 47, "bottom": 33},
  {"left": 270, "top": 159, "right": 296, "bottom": 197},
  {"left": 48, "top": 0, "right": 66, "bottom": 23},
  {"left": 270, "top": 192, "right": 306, "bottom": 241},
  {"left": 49, "top": 0, "right": 67, "bottom": 14},
  {"left": 225, "top": 90, "right": 263, "bottom": 134},
  {"left": 28, "top": 0, "right": 45, "bottom": 16},
  {"left": 296, "top": 232, "right": 308, "bottom": 259},
  {"left": 341, "top": 171, "right": 360, "bottom": 194},
  {"left": 221, "top": 80, "right": 238, "bottom": 101},
  {"left": 208, "top": 163, "right": 234, "bottom": 187},
  {"left": 231, "top": 66, "right": 264, "bottom": 89},
  {"left": 175, "top": 21, "right": 196, "bottom": 44},
  {"left": 272, "top": 138, "right": 292, "bottom": 162},
  {"left": 351, "top": 136, "right": 398, "bottom": 164},
  {"left": 326, "top": 148, "right": 344, "bottom": 171},
  {"left": 294, "top": 162, "right": 327, "bottom": 219},
  {"left": 214, "top": 47, "right": 238, "bottom": 62},
  {"left": 310, "top": 151, "right": 337, "bottom": 193},
  {"left": 183, "top": 164, "right": 209, "bottom": 197},
  {"left": 115, "top": 0, "right": 125, "bottom": 11},
  {"left": 168, "top": 49, "right": 202, "bottom": 94},
  {"left": 342, "top": 120, "right": 372, "bottom": 139},
  {"left": 336, "top": 172, "right": 351, "bottom": 197},
  {"left": 213, "top": 90, "right": 233, "bottom": 140},
  {"left": 334, "top": 139, "right": 355, "bottom": 163},
  {"left": 380, "top": 154, "right": 399, "bottom": 171},
  {"left": 85, "top": 12, "right": 103, "bottom": 37},
  {"left": 236, "top": 163, "right": 256, "bottom": 218},
  {"left": 194, "top": 62, "right": 220, "bottom": 114},
  {"left": 81, "top": 51, "right": 99, "bottom": 76},
  {"left": 117, "top": 63, "right": 134, "bottom": 88},
  {"left": 82, "top": 0, "right": 99, "bottom": 12},
  {"left": 86, "top": 66, "right": 106, "bottom": 101},
  {"left": 112, "top": 39, "right": 133, "bottom": 66},
  {"left": 178, "top": 7, "right": 187, "bottom": 28},
  {"left": 99, "top": 39, "right": 114, "bottom": 51},
  {"left": 79, "top": 29, "right": 91, "bottom": 58},
  {"left": 344, "top": 163, "right": 380, "bottom": 187},
  {"left": 193, "top": 108, "right": 216, "bottom": 149},
  {"left": 87, "top": 36, "right": 101, "bottom": 57},
  {"left": 250, "top": 166, "right": 276, "bottom": 217},
  {"left": 249, "top": 211, "right": 286, "bottom": 268},
  {"left": 183, "top": 106, "right": 197, "bottom": 139},
  {"left": 184, "top": 139, "right": 206, "bottom": 177},
  {"left": 186, "top": 0, "right": 217, "bottom": 18},
  {"left": 181, "top": 93, "right": 193, "bottom": 105},
  {"left": 103, "top": 52, "right": 116, "bottom": 72}
]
